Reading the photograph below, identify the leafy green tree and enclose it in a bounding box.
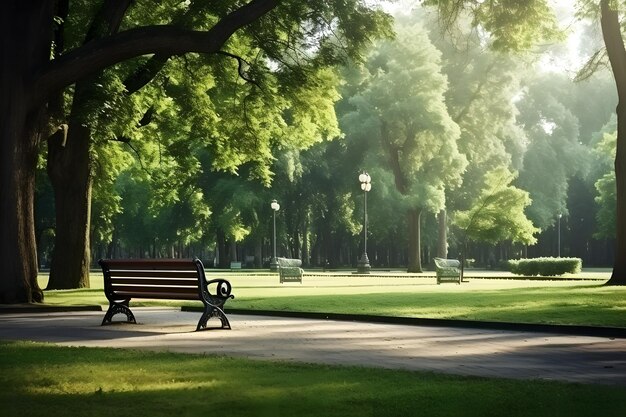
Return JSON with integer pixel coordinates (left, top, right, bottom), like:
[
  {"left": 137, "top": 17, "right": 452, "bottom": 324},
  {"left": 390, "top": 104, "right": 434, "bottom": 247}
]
[
  {"left": 428, "top": 14, "right": 529, "bottom": 258},
  {"left": 341, "top": 18, "right": 466, "bottom": 272},
  {"left": 454, "top": 167, "right": 539, "bottom": 273},
  {"left": 594, "top": 131, "right": 617, "bottom": 239},
  {"left": 0, "top": 0, "right": 392, "bottom": 302},
  {"left": 516, "top": 73, "right": 588, "bottom": 230}
]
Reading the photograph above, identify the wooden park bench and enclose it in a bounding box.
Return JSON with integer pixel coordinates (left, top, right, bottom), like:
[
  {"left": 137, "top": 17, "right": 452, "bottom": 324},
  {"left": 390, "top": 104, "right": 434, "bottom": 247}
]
[
  {"left": 433, "top": 257, "right": 462, "bottom": 284},
  {"left": 230, "top": 261, "right": 242, "bottom": 270},
  {"left": 276, "top": 257, "right": 304, "bottom": 283},
  {"left": 99, "top": 258, "right": 234, "bottom": 331}
]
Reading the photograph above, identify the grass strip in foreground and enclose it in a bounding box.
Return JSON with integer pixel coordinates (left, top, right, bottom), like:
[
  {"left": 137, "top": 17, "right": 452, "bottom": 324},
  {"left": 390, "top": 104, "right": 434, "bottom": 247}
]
[{"left": 2, "top": 341, "right": 625, "bottom": 417}]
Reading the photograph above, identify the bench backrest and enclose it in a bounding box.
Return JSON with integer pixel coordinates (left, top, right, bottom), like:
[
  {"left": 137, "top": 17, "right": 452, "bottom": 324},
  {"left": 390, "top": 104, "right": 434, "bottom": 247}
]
[
  {"left": 433, "top": 257, "right": 461, "bottom": 269},
  {"left": 99, "top": 258, "right": 206, "bottom": 301},
  {"left": 276, "top": 257, "right": 302, "bottom": 268}
]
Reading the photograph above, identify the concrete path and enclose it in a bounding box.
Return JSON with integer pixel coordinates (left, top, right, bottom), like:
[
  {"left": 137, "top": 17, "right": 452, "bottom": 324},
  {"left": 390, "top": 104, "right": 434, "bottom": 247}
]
[{"left": 1, "top": 307, "right": 626, "bottom": 386}]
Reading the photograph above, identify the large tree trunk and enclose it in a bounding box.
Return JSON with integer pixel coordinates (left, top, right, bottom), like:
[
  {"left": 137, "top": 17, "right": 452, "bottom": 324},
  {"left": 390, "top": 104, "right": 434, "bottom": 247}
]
[
  {"left": 46, "top": 122, "right": 92, "bottom": 289},
  {"left": 601, "top": 0, "right": 626, "bottom": 285},
  {"left": 407, "top": 207, "right": 423, "bottom": 272},
  {"left": 0, "top": 117, "right": 44, "bottom": 303},
  {"left": 0, "top": 0, "right": 53, "bottom": 303},
  {"left": 45, "top": 0, "right": 132, "bottom": 290}
]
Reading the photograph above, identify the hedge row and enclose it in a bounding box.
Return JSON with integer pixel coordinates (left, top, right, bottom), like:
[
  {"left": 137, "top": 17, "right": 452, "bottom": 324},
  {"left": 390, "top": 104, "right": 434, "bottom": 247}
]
[{"left": 507, "top": 257, "right": 582, "bottom": 276}]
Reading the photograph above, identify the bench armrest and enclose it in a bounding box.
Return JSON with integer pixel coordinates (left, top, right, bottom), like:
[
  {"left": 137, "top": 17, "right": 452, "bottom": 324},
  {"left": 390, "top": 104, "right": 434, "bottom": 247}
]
[{"left": 206, "top": 278, "right": 235, "bottom": 299}]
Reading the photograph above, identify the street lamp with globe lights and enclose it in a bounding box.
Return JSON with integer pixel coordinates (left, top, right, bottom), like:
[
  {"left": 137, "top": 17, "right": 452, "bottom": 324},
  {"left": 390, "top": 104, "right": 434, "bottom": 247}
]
[
  {"left": 270, "top": 199, "right": 280, "bottom": 271},
  {"left": 357, "top": 172, "right": 372, "bottom": 274}
]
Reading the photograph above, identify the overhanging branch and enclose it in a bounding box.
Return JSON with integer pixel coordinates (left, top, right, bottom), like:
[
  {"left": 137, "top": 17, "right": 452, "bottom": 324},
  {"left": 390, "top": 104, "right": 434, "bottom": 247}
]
[{"left": 31, "top": 0, "right": 278, "bottom": 108}]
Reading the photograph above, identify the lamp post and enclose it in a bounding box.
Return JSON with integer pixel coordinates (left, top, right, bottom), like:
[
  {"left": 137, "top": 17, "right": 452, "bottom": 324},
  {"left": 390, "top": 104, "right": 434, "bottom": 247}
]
[
  {"left": 357, "top": 172, "right": 372, "bottom": 274},
  {"left": 270, "top": 199, "right": 280, "bottom": 271},
  {"left": 557, "top": 213, "right": 562, "bottom": 258}
]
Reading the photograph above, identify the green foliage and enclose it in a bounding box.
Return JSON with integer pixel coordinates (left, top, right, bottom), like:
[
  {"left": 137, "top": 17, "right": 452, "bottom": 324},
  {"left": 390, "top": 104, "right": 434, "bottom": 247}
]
[
  {"left": 423, "top": 0, "right": 563, "bottom": 52},
  {"left": 507, "top": 257, "right": 583, "bottom": 276},
  {"left": 592, "top": 123, "right": 617, "bottom": 239},
  {"left": 340, "top": 17, "right": 466, "bottom": 213},
  {"left": 454, "top": 167, "right": 539, "bottom": 245},
  {"left": 515, "top": 73, "right": 590, "bottom": 230}
]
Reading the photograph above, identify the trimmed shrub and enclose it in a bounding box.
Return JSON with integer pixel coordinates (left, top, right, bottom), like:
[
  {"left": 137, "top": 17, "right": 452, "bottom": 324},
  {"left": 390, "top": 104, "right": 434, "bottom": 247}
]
[{"left": 507, "top": 257, "right": 582, "bottom": 276}]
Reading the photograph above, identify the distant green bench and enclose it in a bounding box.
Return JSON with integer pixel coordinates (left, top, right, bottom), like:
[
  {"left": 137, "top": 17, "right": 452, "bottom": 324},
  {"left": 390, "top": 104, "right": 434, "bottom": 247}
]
[
  {"left": 230, "top": 261, "right": 242, "bottom": 270},
  {"left": 433, "top": 257, "right": 461, "bottom": 284},
  {"left": 276, "top": 257, "right": 304, "bottom": 283}
]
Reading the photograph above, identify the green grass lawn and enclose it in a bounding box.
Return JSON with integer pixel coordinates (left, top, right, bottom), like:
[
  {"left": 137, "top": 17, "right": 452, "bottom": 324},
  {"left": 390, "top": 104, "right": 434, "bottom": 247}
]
[
  {"left": 39, "top": 271, "right": 626, "bottom": 328},
  {"left": 2, "top": 341, "right": 625, "bottom": 417}
]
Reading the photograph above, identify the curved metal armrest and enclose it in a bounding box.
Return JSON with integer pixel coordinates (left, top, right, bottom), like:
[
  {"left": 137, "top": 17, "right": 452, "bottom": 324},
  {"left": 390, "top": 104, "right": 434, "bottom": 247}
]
[{"left": 206, "top": 278, "right": 235, "bottom": 299}]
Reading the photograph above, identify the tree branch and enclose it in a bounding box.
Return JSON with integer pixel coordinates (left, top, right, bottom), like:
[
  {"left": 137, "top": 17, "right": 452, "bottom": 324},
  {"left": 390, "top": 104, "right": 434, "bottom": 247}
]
[
  {"left": 601, "top": 0, "right": 626, "bottom": 97},
  {"left": 31, "top": 0, "right": 278, "bottom": 108},
  {"left": 216, "top": 50, "right": 262, "bottom": 88}
]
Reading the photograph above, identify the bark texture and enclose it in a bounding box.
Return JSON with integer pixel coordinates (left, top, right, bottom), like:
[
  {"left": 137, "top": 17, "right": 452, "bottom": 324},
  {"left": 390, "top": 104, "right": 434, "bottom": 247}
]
[
  {"left": 601, "top": 0, "right": 626, "bottom": 285},
  {"left": 0, "top": 0, "right": 53, "bottom": 302}
]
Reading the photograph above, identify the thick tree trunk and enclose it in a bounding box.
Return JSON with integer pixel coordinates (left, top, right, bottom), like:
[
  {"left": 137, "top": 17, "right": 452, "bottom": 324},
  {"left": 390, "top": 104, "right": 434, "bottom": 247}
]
[
  {"left": 45, "top": 0, "right": 132, "bottom": 290},
  {"left": 437, "top": 209, "right": 448, "bottom": 258},
  {"left": 601, "top": 0, "right": 626, "bottom": 285},
  {"left": 0, "top": 0, "right": 53, "bottom": 303},
  {"left": 407, "top": 207, "right": 423, "bottom": 272},
  {"left": 46, "top": 122, "right": 92, "bottom": 289},
  {"left": 0, "top": 117, "right": 43, "bottom": 303}
]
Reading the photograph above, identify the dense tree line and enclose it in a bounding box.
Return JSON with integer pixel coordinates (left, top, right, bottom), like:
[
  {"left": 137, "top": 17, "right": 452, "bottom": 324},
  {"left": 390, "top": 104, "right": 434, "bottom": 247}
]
[
  {"left": 5, "top": 0, "right": 626, "bottom": 303},
  {"left": 32, "top": 8, "right": 618, "bottom": 272}
]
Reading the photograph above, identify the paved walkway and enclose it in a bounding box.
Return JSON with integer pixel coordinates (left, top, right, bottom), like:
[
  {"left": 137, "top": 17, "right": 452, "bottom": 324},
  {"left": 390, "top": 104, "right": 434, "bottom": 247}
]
[{"left": 1, "top": 308, "right": 626, "bottom": 386}]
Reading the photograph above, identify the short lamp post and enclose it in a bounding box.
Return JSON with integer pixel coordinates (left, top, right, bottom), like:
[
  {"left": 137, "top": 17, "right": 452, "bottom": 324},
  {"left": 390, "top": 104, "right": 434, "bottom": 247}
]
[
  {"left": 357, "top": 172, "right": 372, "bottom": 274},
  {"left": 557, "top": 213, "right": 562, "bottom": 258},
  {"left": 270, "top": 199, "right": 280, "bottom": 272}
]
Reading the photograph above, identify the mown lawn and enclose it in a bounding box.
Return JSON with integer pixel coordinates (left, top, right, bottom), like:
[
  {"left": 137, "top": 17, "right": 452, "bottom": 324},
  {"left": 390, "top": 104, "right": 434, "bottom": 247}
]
[
  {"left": 2, "top": 341, "right": 625, "bottom": 417},
  {"left": 38, "top": 271, "right": 626, "bottom": 328}
]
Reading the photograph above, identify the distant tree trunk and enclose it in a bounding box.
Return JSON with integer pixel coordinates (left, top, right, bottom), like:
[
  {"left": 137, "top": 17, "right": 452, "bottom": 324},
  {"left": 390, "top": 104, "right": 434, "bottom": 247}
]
[
  {"left": 601, "top": 0, "right": 626, "bottom": 285},
  {"left": 407, "top": 207, "right": 423, "bottom": 272},
  {"left": 254, "top": 238, "right": 262, "bottom": 268},
  {"left": 229, "top": 239, "right": 237, "bottom": 262},
  {"left": 217, "top": 230, "right": 228, "bottom": 268},
  {"left": 437, "top": 209, "right": 448, "bottom": 258}
]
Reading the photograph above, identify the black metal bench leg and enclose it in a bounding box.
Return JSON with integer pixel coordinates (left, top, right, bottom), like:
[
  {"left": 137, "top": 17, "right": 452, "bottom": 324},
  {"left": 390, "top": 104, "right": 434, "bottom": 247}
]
[
  {"left": 196, "top": 304, "right": 231, "bottom": 331},
  {"left": 101, "top": 299, "right": 136, "bottom": 326}
]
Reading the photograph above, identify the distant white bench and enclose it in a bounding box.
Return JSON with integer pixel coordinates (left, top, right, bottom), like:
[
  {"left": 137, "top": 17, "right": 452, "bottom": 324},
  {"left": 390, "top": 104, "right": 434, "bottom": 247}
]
[
  {"left": 276, "top": 257, "right": 304, "bottom": 283},
  {"left": 434, "top": 257, "right": 461, "bottom": 284}
]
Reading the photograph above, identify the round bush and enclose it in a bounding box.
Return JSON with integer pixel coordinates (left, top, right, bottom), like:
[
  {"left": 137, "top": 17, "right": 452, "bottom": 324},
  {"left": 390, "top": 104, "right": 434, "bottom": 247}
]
[{"left": 507, "top": 257, "right": 582, "bottom": 276}]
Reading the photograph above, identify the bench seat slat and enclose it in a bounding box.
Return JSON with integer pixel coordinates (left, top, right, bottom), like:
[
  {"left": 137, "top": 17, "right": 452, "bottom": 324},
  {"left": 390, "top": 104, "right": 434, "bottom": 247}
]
[
  {"left": 105, "top": 270, "right": 199, "bottom": 278},
  {"left": 108, "top": 285, "right": 200, "bottom": 295},
  {"left": 102, "top": 259, "right": 198, "bottom": 270},
  {"left": 108, "top": 277, "right": 199, "bottom": 286},
  {"left": 111, "top": 291, "right": 200, "bottom": 301}
]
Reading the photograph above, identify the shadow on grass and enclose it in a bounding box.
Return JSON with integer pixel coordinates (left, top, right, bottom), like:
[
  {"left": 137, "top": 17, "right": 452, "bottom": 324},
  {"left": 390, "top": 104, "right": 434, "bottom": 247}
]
[{"left": 3, "top": 341, "right": 626, "bottom": 417}]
